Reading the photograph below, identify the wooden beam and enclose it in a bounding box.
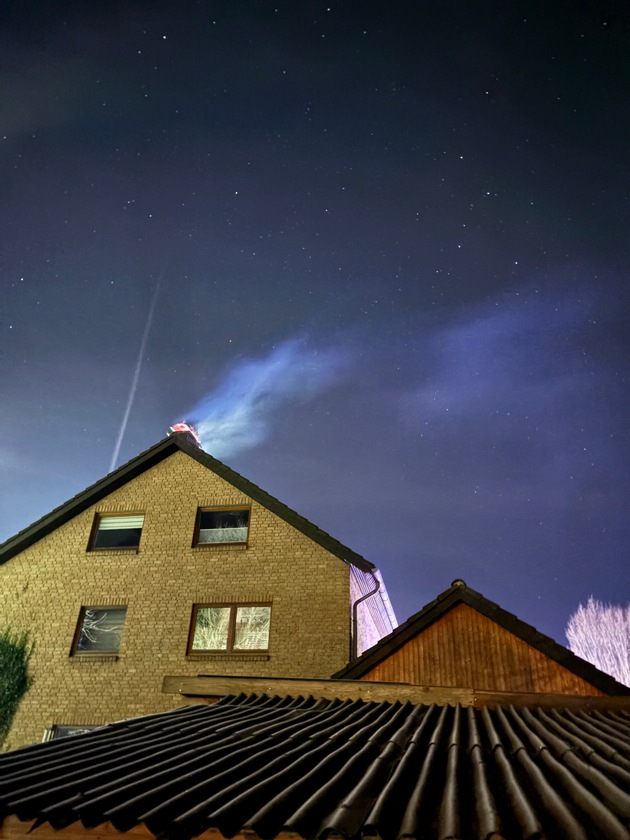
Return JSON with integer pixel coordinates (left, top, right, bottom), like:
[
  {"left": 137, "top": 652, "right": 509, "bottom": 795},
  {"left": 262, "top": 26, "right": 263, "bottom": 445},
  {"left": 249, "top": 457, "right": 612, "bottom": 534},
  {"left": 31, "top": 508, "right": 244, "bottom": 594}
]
[
  {"left": 162, "top": 674, "right": 630, "bottom": 709},
  {"left": 473, "top": 690, "right": 630, "bottom": 710},
  {"left": 162, "top": 674, "right": 475, "bottom": 705}
]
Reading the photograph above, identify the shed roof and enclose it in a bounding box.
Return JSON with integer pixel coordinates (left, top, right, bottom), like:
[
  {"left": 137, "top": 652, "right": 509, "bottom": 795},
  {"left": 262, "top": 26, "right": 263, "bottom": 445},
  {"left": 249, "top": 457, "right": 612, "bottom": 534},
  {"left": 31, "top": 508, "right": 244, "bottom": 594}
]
[
  {"left": 332, "top": 580, "right": 630, "bottom": 696},
  {"left": 1, "top": 693, "right": 630, "bottom": 840},
  {"left": 0, "top": 433, "right": 374, "bottom": 573}
]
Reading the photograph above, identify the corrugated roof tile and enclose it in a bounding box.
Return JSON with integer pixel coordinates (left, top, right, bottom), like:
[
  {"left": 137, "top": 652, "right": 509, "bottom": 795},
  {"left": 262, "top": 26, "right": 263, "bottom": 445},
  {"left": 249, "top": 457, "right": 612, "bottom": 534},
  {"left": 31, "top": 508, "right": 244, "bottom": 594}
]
[{"left": 1, "top": 694, "right": 630, "bottom": 840}]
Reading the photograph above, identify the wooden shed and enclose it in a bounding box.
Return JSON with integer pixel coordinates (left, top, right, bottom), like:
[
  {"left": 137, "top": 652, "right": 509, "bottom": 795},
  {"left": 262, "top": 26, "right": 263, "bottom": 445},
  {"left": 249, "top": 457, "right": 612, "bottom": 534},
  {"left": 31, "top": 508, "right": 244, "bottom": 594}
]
[{"left": 332, "top": 579, "right": 630, "bottom": 698}]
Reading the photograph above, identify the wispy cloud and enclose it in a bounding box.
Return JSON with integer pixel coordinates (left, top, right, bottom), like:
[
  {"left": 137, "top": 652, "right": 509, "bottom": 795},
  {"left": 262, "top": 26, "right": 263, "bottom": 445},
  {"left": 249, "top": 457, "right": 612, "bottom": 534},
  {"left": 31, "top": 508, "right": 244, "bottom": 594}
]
[
  {"left": 186, "top": 338, "right": 352, "bottom": 458},
  {"left": 395, "top": 283, "right": 623, "bottom": 505},
  {"left": 409, "top": 287, "right": 597, "bottom": 422}
]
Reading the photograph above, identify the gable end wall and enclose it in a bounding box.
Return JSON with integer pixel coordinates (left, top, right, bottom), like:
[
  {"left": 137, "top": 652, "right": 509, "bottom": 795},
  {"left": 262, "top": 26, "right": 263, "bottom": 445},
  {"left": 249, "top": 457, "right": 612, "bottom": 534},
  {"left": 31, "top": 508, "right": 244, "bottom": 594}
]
[
  {"left": 1, "top": 451, "right": 352, "bottom": 749},
  {"left": 361, "top": 603, "right": 606, "bottom": 696}
]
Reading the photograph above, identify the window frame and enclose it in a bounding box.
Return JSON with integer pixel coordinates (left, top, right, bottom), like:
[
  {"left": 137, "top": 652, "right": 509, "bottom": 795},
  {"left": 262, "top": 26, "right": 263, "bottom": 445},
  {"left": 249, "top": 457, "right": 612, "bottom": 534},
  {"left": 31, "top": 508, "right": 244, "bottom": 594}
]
[
  {"left": 187, "top": 602, "right": 271, "bottom": 654},
  {"left": 87, "top": 512, "right": 145, "bottom": 552},
  {"left": 70, "top": 605, "right": 127, "bottom": 656},
  {"left": 192, "top": 506, "right": 251, "bottom": 548}
]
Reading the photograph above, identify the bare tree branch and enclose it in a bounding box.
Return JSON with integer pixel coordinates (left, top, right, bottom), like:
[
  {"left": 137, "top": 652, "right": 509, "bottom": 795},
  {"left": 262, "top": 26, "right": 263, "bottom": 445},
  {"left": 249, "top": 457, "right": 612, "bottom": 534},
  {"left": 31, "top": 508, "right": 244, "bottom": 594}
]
[{"left": 566, "top": 597, "right": 630, "bottom": 687}]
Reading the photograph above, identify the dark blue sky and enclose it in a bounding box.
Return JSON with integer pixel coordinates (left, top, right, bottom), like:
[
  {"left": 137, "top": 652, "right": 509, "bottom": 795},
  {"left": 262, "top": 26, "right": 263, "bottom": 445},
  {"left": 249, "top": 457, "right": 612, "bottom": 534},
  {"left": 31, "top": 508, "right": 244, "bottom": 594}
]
[{"left": 2, "top": 1, "right": 629, "bottom": 644}]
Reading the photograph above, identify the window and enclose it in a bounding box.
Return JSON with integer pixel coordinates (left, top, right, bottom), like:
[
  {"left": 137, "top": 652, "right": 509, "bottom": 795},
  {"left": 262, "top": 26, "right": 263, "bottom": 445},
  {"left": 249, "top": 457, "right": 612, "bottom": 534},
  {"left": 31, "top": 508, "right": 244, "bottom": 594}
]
[
  {"left": 194, "top": 508, "right": 249, "bottom": 545},
  {"left": 188, "top": 603, "right": 270, "bottom": 653},
  {"left": 72, "top": 606, "right": 127, "bottom": 655},
  {"left": 43, "top": 725, "right": 101, "bottom": 741},
  {"left": 89, "top": 514, "right": 144, "bottom": 550}
]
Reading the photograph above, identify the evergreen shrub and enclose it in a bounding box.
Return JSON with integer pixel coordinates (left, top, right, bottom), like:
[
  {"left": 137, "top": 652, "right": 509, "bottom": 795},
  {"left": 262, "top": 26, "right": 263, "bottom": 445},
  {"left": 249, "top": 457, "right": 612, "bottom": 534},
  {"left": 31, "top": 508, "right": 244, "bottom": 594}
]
[{"left": 0, "top": 629, "right": 33, "bottom": 746}]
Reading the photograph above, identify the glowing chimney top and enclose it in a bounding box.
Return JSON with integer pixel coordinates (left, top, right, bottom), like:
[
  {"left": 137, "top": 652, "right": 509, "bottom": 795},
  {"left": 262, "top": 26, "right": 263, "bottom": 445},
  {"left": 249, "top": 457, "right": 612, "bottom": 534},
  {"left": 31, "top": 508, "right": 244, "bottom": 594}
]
[{"left": 169, "top": 422, "right": 202, "bottom": 448}]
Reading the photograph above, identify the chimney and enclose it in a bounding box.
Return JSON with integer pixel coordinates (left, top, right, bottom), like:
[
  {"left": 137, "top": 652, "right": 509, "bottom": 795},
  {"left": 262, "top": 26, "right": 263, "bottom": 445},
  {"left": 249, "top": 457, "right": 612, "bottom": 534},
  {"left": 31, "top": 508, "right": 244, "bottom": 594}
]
[{"left": 169, "top": 422, "right": 202, "bottom": 448}]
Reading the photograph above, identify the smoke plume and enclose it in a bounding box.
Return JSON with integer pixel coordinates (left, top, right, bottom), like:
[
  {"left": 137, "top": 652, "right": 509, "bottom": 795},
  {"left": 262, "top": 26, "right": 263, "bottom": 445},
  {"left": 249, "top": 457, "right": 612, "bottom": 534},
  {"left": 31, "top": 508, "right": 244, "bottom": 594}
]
[{"left": 187, "top": 338, "right": 350, "bottom": 458}]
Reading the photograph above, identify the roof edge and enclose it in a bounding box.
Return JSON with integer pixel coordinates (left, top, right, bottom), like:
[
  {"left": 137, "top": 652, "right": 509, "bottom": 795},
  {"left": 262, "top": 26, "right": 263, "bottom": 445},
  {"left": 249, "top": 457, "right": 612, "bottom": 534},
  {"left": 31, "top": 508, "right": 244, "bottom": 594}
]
[
  {"left": 0, "top": 433, "right": 375, "bottom": 573},
  {"left": 0, "top": 435, "right": 180, "bottom": 564}
]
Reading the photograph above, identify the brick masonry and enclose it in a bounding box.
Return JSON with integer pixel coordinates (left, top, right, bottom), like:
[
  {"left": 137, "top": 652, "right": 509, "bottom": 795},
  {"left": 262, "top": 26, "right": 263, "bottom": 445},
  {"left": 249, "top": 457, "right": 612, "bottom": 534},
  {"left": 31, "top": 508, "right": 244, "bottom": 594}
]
[{"left": 0, "top": 451, "right": 352, "bottom": 749}]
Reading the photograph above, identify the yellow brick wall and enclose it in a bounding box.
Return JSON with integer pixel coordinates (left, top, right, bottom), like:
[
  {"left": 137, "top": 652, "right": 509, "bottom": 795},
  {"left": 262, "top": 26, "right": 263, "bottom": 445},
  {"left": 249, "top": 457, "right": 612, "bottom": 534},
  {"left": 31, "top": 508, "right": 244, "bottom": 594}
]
[{"left": 0, "top": 451, "right": 351, "bottom": 749}]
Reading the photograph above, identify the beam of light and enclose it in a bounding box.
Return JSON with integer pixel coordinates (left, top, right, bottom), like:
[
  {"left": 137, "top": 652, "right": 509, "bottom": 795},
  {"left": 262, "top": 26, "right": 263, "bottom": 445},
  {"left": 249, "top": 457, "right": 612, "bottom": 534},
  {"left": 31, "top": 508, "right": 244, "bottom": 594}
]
[
  {"left": 109, "top": 276, "right": 162, "bottom": 472},
  {"left": 186, "top": 338, "right": 352, "bottom": 459}
]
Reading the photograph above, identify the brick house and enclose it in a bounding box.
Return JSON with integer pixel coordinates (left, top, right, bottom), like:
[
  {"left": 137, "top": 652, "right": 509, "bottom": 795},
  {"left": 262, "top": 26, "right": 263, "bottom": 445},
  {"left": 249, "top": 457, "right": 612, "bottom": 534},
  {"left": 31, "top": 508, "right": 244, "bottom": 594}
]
[{"left": 0, "top": 431, "right": 396, "bottom": 749}]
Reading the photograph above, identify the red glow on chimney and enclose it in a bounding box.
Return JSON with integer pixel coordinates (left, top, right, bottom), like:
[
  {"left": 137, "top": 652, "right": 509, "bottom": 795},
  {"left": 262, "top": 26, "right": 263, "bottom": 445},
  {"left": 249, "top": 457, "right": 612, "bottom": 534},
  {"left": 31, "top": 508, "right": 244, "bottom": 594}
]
[{"left": 169, "top": 422, "right": 202, "bottom": 448}]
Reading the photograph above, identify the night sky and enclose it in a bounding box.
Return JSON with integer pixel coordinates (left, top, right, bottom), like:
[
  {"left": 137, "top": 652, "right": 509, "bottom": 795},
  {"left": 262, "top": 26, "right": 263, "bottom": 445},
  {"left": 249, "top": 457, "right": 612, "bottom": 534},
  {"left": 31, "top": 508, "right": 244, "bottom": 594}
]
[{"left": 2, "top": 2, "right": 629, "bottom": 646}]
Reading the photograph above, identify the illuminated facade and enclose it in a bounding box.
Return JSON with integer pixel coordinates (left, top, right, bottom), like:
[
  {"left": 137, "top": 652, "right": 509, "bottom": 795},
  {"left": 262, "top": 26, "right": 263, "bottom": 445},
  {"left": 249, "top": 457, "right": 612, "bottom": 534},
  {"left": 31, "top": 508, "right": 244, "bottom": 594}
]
[{"left": 0, "top": 433, "right": 396, "bottom": 749}]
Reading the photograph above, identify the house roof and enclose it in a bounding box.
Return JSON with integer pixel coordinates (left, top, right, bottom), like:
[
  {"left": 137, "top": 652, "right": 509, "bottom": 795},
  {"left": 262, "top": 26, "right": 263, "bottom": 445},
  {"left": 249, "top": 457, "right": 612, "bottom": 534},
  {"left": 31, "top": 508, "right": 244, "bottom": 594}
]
[
  {"left": 332, "top": 579, "right": 630, "bottom": 696},
  {"left": 2, "top": 693, "right": 630, "bottom": 840},
  {"left": 0, "top": 433, "right": 374, "bottom": 573}
]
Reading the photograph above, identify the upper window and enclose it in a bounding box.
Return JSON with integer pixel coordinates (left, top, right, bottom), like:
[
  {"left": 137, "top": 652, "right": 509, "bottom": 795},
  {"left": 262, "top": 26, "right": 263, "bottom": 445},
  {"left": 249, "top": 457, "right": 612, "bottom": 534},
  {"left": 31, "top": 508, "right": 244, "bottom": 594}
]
[
  {"left": 71, "top": 606, "right": 127, "bottom": 655},
  {"left": 194, "top": 508, "right": 249, "bottom": 546},
  {"left": 188, "top": 603, "right": 270, "bottom": 653},
  {"left": 89, "top": 514, "right": 144, "bottom": 550}
]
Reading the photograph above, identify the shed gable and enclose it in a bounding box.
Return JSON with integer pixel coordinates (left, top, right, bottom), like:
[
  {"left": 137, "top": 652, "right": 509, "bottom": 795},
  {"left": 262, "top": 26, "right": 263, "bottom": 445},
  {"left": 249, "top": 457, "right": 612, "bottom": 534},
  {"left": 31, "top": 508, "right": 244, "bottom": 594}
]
[{"left": 360, "top": 602, "right": 606, "bottom": 695}]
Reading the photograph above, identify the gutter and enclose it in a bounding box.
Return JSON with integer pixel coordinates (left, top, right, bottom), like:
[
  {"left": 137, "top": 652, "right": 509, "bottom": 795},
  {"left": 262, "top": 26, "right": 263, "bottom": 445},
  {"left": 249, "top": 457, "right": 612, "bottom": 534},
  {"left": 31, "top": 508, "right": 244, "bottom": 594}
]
[{"left": 351, "top": 572, "right": 380, "bottom": 661}]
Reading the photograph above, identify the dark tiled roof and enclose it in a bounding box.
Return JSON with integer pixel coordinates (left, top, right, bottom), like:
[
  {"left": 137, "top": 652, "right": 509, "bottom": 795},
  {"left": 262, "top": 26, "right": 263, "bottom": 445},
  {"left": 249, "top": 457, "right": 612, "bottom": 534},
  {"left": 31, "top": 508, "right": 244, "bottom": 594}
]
[
  {"left": 2, "top": 695, "right": 630, "bottom": 840},
  {"left": 0, "top": 433, "right": 374, "bottom": 573},
  {"left": 332, "top": 580, "right": 630, "bottom": 696}
]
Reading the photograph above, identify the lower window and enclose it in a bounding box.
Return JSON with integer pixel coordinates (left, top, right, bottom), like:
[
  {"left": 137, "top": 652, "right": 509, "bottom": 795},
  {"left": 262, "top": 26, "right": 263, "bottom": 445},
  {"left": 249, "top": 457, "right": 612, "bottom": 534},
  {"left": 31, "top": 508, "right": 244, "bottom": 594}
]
[
  {"left": 188, "top": 603, "right": 271, "bottom": 653},
  {"left": 43, "top": 725, "right": 102, "bottom": 741},
  {"left": 72, "top": 606, "right": 127, "bottom": 655}
]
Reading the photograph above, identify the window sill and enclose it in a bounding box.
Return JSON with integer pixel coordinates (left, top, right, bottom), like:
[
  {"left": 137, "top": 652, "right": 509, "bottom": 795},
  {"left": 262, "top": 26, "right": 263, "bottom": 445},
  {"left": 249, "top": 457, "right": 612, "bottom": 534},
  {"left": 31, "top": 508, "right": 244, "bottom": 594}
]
[
  {"left": 185, "top": 654, "right": 270, "bottom": 662},
  {"left": 192, "top": 543, "right": 248, "bottom": 550},
  {"left": 70, "top": 655, "right": 120, "bottom": 662},
  {"left": 87, "top": 547, "right": 140, "bottom": 555}
]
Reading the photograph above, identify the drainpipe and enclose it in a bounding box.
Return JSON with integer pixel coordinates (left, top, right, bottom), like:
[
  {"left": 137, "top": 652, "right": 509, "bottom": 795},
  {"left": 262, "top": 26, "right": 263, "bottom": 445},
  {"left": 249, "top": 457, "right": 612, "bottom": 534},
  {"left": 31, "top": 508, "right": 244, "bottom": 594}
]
[{"left": 351, "top": 572, "right": 380, "bottom": 660}]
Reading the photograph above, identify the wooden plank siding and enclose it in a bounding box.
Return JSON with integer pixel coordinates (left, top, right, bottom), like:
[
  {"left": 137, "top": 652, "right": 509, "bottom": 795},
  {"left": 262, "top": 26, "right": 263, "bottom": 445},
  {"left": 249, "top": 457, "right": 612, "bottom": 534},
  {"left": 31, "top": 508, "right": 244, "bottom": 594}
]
[
  {"left": 1, "top": 817, "right": 153, "bottom": 840},
  {"left": 1, "top": 817, "right": 293, "bottom": 840},
  {"left": 360, "top": 603, "right": 606, "bottom": 696}
]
